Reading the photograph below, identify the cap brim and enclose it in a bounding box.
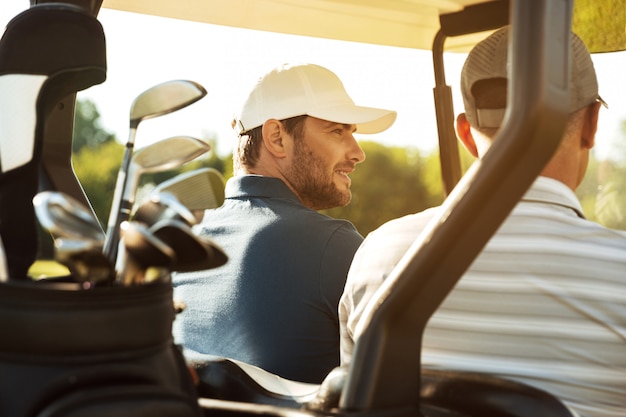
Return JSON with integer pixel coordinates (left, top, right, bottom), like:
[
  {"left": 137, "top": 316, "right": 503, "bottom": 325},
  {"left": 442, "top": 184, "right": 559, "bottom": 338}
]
[{"left": 310, "top": 105, "right": 397, "bottom": 134}]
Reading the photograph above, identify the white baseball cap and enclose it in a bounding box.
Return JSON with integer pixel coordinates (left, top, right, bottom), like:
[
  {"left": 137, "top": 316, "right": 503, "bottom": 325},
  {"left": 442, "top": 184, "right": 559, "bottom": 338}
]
[
  {"left": 461, "top": 26, "right": 607, "bottom": 128},
  {"left": 233, "top": 63, "right": 397, "bottom": 135}
]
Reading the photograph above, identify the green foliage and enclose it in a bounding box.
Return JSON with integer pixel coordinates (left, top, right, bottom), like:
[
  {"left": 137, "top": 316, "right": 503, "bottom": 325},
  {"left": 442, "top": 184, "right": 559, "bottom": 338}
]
[
  {"left": 578, "top": 119, "right": 626, "bottom": 230},
  {"left": 72, "top": 99, "right": 116, "bottom": 152},
  {"left": 579, "top": 156, "right": 626, "bottom": 229},
  {"left": 69, "top": 98, "right": 626, "bottom": 238},
  {"left": 72, "top": 140, "right": 124, "bottom": 226},
  {"left": 72, "top": 129, "right": 232, "bottom": 227},
  {"left": 321, "top": 141, "right": 444, "bottom": 236},
  {"left": 573, "top": 0, "right": 626, "bottom": 53}
]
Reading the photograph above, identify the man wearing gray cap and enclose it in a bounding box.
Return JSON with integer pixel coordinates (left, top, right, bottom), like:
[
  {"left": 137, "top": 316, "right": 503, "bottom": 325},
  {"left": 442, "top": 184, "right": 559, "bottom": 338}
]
[
  {"left": 173, "top": 63, "right": 396, "bottom": 383},
  {"left": 340, "top": 27, "right": 626, "bottom": 416}
]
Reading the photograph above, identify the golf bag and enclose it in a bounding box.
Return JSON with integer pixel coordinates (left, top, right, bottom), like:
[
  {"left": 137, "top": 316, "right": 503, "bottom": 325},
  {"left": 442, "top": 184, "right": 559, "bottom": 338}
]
[{"left": 0, "top": 278, "right": 202, "bottom": 417}]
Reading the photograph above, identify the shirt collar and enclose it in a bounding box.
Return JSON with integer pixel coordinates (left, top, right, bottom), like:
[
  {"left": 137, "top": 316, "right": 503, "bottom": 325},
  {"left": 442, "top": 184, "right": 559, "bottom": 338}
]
[
  {"left": 225, "top": 175, "right": 302, "bottom": 203},
  {"left": 522, "top": 176, "right": 585, "bottom": 218}
]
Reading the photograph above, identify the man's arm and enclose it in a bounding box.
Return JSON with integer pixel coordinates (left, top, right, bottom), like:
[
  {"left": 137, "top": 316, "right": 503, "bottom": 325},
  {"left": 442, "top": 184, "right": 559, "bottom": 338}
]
[{"left": 338, "top": 208, "right": 439, "bottom": 365}]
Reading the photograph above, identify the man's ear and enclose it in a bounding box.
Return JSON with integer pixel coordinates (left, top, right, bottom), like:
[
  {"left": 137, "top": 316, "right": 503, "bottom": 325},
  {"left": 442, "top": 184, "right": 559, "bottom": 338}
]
[
  {"left": 456, "top": 113, "right": 478, "bottom": 158},
  {"left": 580, "top": 101, "right": 601, "bottom": 150},
  {"left": 261, "top": 119, "right": 287, "bottom": 158}
]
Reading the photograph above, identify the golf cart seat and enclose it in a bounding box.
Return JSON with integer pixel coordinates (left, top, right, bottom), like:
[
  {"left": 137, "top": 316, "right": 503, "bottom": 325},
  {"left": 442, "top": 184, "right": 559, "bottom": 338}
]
[
  {"left": 0, "top": 2, "right": 106, "bottom": 279},
  {"left": 194, "top": 358, "right": 575, "bottom": 417},
  {"left": 193, "top": 357, "right": 318, "bottom": 408}
]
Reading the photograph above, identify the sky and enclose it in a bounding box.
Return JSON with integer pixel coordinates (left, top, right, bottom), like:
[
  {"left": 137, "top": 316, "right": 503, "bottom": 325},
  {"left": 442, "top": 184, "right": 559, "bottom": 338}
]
[{"left": 1, "top": 3, "right": 625, "bottom": 160}]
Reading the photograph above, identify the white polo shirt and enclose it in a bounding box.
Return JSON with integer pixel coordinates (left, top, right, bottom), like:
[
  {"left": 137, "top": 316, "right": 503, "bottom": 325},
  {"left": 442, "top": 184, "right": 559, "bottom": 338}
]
[{"left": 340, "top": 176, "right": 626, "bottom": 417}]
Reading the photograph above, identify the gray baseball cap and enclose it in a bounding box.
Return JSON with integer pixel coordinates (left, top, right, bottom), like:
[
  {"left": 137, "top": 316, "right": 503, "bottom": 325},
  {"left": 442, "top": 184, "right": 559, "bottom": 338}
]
[{"left": 461, "top": 26, "right": 607, "bottom": 128}]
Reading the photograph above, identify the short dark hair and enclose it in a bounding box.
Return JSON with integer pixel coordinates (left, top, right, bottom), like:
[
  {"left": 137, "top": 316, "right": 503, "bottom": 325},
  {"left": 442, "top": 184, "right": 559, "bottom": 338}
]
[{"left": 233, "top": 115, "right": 308, "bottom": 173}]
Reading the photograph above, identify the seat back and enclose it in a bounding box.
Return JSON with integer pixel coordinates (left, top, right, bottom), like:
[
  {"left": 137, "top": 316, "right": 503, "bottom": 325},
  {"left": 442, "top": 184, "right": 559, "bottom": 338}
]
[{"left": 420, "top": 369, "right": 575, "bottom": 417}]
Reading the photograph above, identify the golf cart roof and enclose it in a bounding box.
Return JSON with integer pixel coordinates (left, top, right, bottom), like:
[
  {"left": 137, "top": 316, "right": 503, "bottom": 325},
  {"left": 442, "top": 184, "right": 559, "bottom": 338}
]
[
  {"left": 101, "top": 0, "right": 624, "bottom": 53},
  {"left": 101, "top": 0, "right": 492, "bottom": 51}
]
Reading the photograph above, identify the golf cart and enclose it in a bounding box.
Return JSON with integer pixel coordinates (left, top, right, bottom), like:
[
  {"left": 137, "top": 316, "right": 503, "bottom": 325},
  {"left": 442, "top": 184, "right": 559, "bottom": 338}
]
[{"left": 0, "top": 0, "right": 622, "bottom": 416}]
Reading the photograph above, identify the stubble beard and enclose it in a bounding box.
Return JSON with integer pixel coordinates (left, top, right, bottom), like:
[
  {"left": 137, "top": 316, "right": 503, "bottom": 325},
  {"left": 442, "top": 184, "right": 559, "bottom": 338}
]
[{"left": 288, "top": 142, "right": 352, "bottom": 211}]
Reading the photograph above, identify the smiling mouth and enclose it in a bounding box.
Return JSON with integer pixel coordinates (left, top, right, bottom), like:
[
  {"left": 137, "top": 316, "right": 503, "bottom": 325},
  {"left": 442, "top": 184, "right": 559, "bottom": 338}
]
[{"left": 335, "top": 169, "right": 353, "bottom": 185}]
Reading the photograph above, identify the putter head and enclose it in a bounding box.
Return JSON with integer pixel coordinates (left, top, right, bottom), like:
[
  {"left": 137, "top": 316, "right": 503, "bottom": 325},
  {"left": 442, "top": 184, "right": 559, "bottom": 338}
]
[
  {"left": 130, "top": 80, "right": 207, "bottom": 126},
  {"left": 154, "top": 168, "right": 226, "bottom": 222},
  {"left": 150, "top": 219, "right": 227, "bottom": 272}
]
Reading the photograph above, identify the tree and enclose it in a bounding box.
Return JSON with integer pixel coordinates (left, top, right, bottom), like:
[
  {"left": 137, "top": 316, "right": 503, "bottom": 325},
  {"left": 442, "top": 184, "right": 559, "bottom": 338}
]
[
  {"left": 72, "top": 99, "right": 116, "bottom": 152},
  {"left": 578, "top": 118, "right": 626, "bottom": 230},
  {"left": 69, "top": 96, "right": 626, "bottom": 238},
  {"left": 322, "top": 141, "right": 444, "bottom": 236},
  {"left": 38, "top": 100, "right": 121, "bottom": 259},
  {"left": 70, "top": 98, "right": 122, "bottom": 226},
  {"left": 73, "top": 118, "right": 235, "bottom": 228},
  {"left": 72, "top": 140, "right": 124, "bottom": 227}
]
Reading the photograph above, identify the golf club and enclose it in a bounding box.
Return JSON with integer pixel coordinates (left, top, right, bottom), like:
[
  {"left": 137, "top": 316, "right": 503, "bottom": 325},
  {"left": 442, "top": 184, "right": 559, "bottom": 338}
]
[
  {"left": 104, "top": 136, "right": 210, "bottom": 263},
  {"left": 33, "top": 191, "right": 105, "bottom": 243},
  {"left": 150, "top": 218, "right": 228, "bottom": 272},
  {"left": 104, "top": 79, "right": 206, "bottom": 262},
  {"left": 153, "top": 167, "right": 226, "bottom": 223},
  {"left": 54, "top": 238, "right": 114, "bottom": 285},
  {"left": 133, "top": 191, "right": 197, "bottom": 228},
  {"left": 116, "top": 221, "right": 176, "bottom": 286}
]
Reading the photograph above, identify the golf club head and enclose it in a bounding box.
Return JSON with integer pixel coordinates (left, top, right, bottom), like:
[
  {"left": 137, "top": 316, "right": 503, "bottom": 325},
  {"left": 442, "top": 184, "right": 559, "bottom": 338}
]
[
  {"left": 33, "top": 191, "right": 105, "bottom": 243},
  {"left": 133, "top": 192, "right": 197, "bottom": 227},
  {"left": 54, "top": 238, "right": 113, "bottom": 284},
  {"left": 104, "top": 80, "right": 206, "bottom": 264},
  {"left": 116, "top": 221, "right": 175, "bottom": 285},
  {"left": 131, "top": 136, "right": 210, "bottom": 174},
  {"left": 106, "top": 136, "right": 209, "bottom": 263},
  {"left": 130, "top": 80, "right": 207, "bottom": 126},
  {"left": 123, "top": 136, "right": 210, "bottom": 210},
  {"left": 154, "top": 168, "right": 226, "bottom": 222},
  {"left": 150, "top": 219, "right": 227, "bottom": 272}
]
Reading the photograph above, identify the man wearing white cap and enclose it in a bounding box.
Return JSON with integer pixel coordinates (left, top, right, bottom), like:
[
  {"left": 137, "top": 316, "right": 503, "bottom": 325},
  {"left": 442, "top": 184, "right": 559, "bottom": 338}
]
[
  {"left": 173, "top": 63, "right": 396, "bottom": 383},
  {"left": 340, "top": 27, "right": 626, "bottom": 416}
]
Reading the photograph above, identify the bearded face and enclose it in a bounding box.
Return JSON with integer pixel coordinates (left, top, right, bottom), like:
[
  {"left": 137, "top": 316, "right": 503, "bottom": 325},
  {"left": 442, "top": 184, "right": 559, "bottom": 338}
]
[
  {"left": 288, "top": 140, "right": 351, "bottom": 210},
  {"left": 285, "top": 117, "right": 364, "bottom": 211}
]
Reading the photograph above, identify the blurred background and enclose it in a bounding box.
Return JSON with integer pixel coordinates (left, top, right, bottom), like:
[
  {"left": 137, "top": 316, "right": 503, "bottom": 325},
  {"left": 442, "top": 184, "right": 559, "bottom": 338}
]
[{"left": 1, "top": 2, "right": 624, "bottom": 258}]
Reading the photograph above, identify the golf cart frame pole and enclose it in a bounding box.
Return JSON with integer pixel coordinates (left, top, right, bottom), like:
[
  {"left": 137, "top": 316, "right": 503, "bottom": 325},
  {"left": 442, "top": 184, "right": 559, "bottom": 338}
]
[
  {"left": 341, "top": 0, "right": 573, "bottom": 411},
  {"left": 432, "top": 30, "right": 461, "bottom": 197},
  {"left": 432, "top": 0, "right": 510, "bottom": 196}
]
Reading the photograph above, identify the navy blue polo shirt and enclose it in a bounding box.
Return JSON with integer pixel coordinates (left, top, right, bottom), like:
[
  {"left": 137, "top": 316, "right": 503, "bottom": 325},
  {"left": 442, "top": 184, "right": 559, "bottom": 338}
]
[{"left": 172, "top": 175, "right": 363, "bottom": 383}]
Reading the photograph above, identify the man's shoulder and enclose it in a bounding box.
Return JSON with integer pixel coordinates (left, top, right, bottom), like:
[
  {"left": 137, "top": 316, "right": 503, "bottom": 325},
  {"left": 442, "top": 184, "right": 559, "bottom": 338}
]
[
  {"left": 297, "top": 210, "right": 362, "bottom": 242},
  {"left": 370, "top": 206, "right": 441, "bottom": 239}
]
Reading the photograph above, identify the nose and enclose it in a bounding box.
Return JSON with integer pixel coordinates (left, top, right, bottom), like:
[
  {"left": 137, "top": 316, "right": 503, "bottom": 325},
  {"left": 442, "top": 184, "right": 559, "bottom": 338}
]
[{"left": 347, "top": 132, "right": 366, "bottom": 164}]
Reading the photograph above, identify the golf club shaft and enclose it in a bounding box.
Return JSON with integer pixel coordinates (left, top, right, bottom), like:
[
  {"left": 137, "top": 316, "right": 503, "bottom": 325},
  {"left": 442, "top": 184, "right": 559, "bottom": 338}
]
[
  {"left": 103, "top": 80, "right": 207, "bottom": 267},
  {"left": 0, "top": 235, "right": 7, "bottom": 282},
  {"left": 103, "top": 126, "right": 137, "bottom": 263}
]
